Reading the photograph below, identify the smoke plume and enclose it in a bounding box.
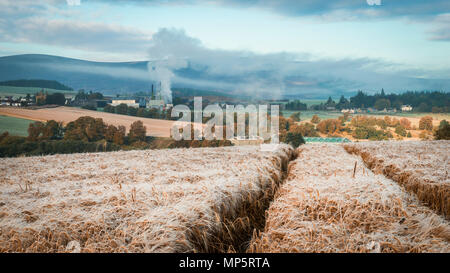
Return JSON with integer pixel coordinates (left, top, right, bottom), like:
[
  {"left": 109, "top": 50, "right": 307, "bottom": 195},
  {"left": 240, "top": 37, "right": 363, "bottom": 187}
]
[{"left": 147, "top": 29, "right": 189, "bottom": 103}]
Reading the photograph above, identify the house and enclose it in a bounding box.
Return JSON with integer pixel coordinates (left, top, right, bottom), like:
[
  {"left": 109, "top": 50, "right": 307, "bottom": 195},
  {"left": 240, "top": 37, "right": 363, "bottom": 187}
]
[
  {"left": 401, "top": 105, "right": 413, "bottom": 112},
  {"left": 341, "top": 109, "right": 355, "bottom": 114}
]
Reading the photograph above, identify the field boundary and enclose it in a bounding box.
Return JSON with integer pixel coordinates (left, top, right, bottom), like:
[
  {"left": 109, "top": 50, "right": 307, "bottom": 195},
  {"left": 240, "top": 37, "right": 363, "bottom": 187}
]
[{"left": 187, "top": 146, "right": 298, "bottom": 253}]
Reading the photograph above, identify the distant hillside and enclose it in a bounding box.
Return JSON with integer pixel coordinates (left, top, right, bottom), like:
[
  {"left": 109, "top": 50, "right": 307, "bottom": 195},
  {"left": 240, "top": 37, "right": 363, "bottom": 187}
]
[
  {"left": 0, "top": 79, "right": 73, "bottom": 91},
  {"left": 0, "top": 86, "right": 76, "bottom": 97},
  {"left": 0, "top": 54, "right": 250, "bottom": 99},
  {"left": 0, "top": 54, "right": 150, "bottom": 94}
]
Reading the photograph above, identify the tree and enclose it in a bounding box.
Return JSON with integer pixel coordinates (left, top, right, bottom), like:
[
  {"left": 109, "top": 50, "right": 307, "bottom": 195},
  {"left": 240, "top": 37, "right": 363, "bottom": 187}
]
[
  {"left": 417, "top": 102, "right": 430, "bottom": 113},
  {"left": 136, "top": 108, "right": 147, "bottom": 117},
  {"left": 46, "top": 92, "right": 66, "bottom": 105},
  {"left": 113, "top": 126, "right": 126, "bottom": 145},
  {"left": 434, "top": 120, "right": 450, "bottom": 140},
  {"left": 336, "top": 95, "right": 350, "bottom": 110},
  {"left": 311, "top": 115, "right": 320, "bottom": 124},
  {"left": 289, "top": 122, "right": 318, "bottom": 137},
  {"left": 395, "top": 125, "right": 407, "bottom": 137},
  {"left": 105, "top": 125, "right": 118, "bottom": 142},
  {"left": 64, "top": 116, "right": 106, "bottom": 142},
  {"left": 419, "top": 116, "right": 433, "bottom": 131},
  {"left": 115, "top": 103, "right": 128, "bottom": 115},
  {"left": 127, "top": 107, "right": 138, "bottom": 116},
  {"left": 399, "top": 118, "right": 411, "bottom": 129},
  {"left": 104, "top": 104, "right": 115, "bottom": 113},
  {"left": 289, "top": 112, "right": 301, "bottom": 122},
  {"left": 285, "top": 100, "right": 307, "bottom": 111},
  {"left": 41, "top": 120, "right": 63, "bottom": 140},
  {"left": 284, "top": 132, "right": 305, "bottom": 148},
  {"left": 325, "top": 97, "right": 336, "bottom": 108},
  {"left": 316, "top": 119, "right": 341, "bottom": 135},
  {"left": 27, "top": 122, "right": 44, "bottom": 141},
  {"left": 374, "top": 98, "right": 391, "bottom": 111},
  {"left": 128, "top": 120, "right": 146, "bottom": 143}
]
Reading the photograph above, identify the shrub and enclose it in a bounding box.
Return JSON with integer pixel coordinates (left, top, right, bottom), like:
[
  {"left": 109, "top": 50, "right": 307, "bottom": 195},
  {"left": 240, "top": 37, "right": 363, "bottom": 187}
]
[
  {"left": 395, "top": 125, "right": 407, "bottom": 137},
  {"left": 434, "top": 120, "right": 450, "bottom": 140},
  {"left": 419, "top": 130, "right": 431, "bottom": 140},
  {"left": 289, "top": 122, "right": 318, "bottom": 137},
  {"left": 353, "top": 126, "right": 389, "bottom": 140},
  {"left": 115, "top": 103, "right": 128, "bottom": 115},
  {"left": 127, "top": 107, "right": 138, "bottom": 116},
  {"left": 289, "top": 112, "right": 301, "bottom": 122},
  {"left": 27, "top": 121, "right": 45, "bottom": 141},
  {"left": 419, "top": 116, "right": 433, "bottom": 131},
  {"left": 113, "top": 126, "right": 126, "bottom": 145},
  {"left": 64, "top": 116, "right": 106, "bottom": 142},
  {"left": 399, "top": 118, "right": 412, "bottom": 129},
  {"left": 284, "top": 132, "right": 305, "bottom": 148},
  {"left": 128, "top": 121, "right": 146, "bottom": 143},
  {"left": 81, "top": 105, "right": 97, "bottom": 111},
  {"left": 41, "top": 120, "right": 63, "bottom": 140},
  {"left": 104, "top": 104, "right": 115, "bottom": 113},
  {"left": 316, "top": 119, "right": 341, "bottom": 134},
  {"left": 311, "top": 115, "right": 320, "bottom": 124}
]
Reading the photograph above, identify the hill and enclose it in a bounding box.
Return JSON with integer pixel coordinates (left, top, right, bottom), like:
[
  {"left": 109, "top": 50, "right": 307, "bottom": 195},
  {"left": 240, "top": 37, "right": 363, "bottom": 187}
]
[
  {"left": 0, "top": 79, "right": 73, "bottom": 91},
  {"left": 0, "top": 54, "right": 235, "bottom": 98}
]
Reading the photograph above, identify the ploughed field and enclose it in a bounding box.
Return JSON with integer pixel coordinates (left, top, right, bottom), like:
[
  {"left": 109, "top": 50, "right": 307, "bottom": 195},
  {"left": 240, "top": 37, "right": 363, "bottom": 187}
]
[{"left": 0, "top": 145, "right": 296, "bottom": 252}]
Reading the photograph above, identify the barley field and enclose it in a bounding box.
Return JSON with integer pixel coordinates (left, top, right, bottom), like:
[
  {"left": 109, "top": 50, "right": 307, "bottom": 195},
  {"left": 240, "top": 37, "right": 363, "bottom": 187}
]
[
  {"left": 345, "top": 141, "right": 449, "bottom": 218},
  {"left": 0, "top": 145, "right": 296, "bottom": 252},
  {"left": 249, "top": 144, "right": 450, "bottom": 253},
  {"left": 1, "top": 141, "right": 448, "bottom": 253}
]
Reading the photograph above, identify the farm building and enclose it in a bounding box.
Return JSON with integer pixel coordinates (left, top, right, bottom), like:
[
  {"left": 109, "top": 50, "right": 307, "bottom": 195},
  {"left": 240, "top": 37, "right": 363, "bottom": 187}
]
[
  {"left": 110, "top": 99, "right": 139, "bottom": 108},
  {"left": 401, "top": 105, "right": 413, "bottom": 112}
]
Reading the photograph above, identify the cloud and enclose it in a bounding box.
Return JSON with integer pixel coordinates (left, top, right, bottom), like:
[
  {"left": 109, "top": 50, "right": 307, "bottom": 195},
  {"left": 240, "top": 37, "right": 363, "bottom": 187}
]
[
  {"left": 17, "top": 27, "right": 446, "bottom": 98},
  {"left": 144, "top": 28, "right": 448, "bottom": 98},
  {"left": 7, "top": 18, "right": 151, "bottom": 53},
  {"left": 89, "top": 0, "right": 450, "bottom": 19},
  {"left": 427, "top": 13, "right": 450, "bottom": 41},
  {"left": 0, "top": 0, "right": 152, "bottom": 54},
  {"left": 82, "top": 0, "right": 450, "bottom": 41}
]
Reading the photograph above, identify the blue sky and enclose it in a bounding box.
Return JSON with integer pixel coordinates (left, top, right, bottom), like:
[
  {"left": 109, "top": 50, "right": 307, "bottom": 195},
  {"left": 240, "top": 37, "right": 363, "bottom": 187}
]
[{"left": 0, "top": 0, "right": 449, "bottom": 96}]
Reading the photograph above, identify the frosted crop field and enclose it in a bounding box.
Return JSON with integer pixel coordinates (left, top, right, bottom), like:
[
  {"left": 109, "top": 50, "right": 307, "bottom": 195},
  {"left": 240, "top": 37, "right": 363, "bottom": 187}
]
[
  {"left": 345, "top": 141, "right": 449, "bottom": 218},
  {"left": 1, "top": 140, "right": 448, "bottom": 253},
  {"left": 249, "top": 144, "right": 450, "bottom": 253},
  {"left": 0, "top": 145, "right": 295, "bottom": 253}
]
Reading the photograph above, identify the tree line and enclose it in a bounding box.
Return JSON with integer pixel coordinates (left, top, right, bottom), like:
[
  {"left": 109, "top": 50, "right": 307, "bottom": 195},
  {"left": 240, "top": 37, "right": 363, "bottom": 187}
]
[
  {"left": 0, "top": 115, "right": 240, "bottom": 157},
  {"left": 349, "top": 90, "right": 449, "bottom": 112},
  {"left": 287, "top": 111, "right": 449, "bottom": 141},
  {"left": 0, "top": 116, "right": 148, "bottom": 157},
  {"left": 286, "top": 90, "right": 449, "bottom": 112}
]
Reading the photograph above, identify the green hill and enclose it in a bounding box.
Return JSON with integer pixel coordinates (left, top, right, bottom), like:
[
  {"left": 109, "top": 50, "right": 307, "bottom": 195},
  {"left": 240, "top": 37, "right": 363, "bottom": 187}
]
[
  {"left": 0, "top": 79, "right": 73, "bottom": 91},
  {"left": 0, "top": 85, "right": 76, "bottom": 97}
]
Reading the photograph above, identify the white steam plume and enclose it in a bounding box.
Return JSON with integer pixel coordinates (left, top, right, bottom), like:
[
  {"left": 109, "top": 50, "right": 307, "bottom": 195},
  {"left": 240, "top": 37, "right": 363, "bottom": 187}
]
[{"left": 147, "top": 29, "right": 190, "bottom": 103}]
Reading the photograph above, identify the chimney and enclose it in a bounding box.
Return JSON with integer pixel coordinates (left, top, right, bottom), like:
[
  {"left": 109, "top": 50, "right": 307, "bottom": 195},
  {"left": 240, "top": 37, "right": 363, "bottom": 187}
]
[{"left": 151, "top": 84, "right": 154, "bottom": 100}]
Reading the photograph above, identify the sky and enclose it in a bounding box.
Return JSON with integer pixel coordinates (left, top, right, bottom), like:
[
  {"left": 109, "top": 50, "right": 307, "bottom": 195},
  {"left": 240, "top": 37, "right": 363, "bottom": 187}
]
[{"left": 0, "top": 0, "right": 449, "bottom": 97}]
